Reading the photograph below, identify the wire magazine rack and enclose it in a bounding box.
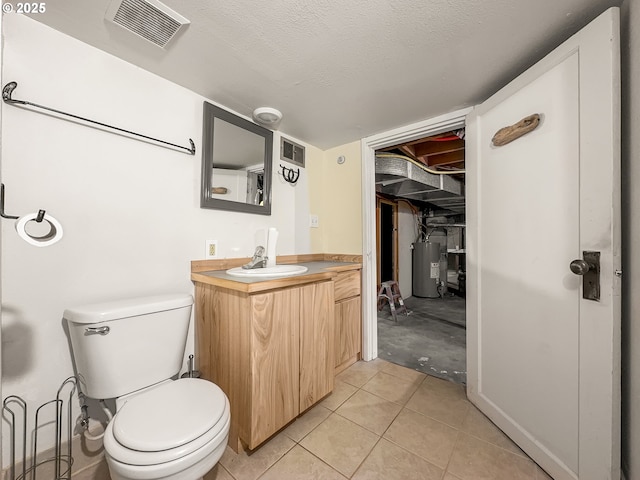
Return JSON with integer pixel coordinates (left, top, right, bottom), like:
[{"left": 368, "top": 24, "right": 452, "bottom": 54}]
[{"left": 2, "top": 377, "right": 77, "bottom": 480}]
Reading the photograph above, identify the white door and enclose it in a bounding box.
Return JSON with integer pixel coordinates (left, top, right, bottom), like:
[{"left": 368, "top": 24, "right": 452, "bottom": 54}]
[{"left": 466, "top": 7, "right": 620, "bottom": 480}]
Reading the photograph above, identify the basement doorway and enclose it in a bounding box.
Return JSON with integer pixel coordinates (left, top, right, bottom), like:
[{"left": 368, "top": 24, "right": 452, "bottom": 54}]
[
  {"left": 377, "top": 197, "right": 397, "bottom": 285},
  {"left": 374, "top": 128, "right": 467, "bottom": 385}
]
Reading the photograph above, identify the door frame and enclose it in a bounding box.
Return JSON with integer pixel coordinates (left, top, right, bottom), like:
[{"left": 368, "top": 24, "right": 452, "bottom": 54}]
[{"left": 360, "top": 107, "right": 472, "bottom": 361}]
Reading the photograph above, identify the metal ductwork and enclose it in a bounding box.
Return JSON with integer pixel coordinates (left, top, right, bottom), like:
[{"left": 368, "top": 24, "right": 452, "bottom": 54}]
[{"left": 375, "top": 154, "right": 465, "bottom": 214}]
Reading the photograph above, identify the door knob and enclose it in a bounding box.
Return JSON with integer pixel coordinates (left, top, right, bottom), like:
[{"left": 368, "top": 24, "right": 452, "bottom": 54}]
[
  {"left": 570, "top": 259, "right": 591, "bottom": 275},
  {"left": 570, "top": 251, "right": 600, "bottom": 301}
]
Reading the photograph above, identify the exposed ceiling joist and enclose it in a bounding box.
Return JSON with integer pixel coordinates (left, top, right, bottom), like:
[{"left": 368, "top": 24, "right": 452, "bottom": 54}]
[
  {"left": 424, "top": 151, "right": 465, "bottom": 168},
  {"left": 381, "top": 130, "right": 465, "bottom": 172}
]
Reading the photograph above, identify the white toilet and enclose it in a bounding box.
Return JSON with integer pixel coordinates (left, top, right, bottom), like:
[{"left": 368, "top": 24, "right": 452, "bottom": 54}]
[{"left": 65, "top": 293, "right": 230, "bottom": 480}]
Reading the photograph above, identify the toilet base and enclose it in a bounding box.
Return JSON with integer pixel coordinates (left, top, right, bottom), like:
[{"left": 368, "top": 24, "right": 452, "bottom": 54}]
[{"left": 106, "top": 434, "right": 228, "bottom": 480}]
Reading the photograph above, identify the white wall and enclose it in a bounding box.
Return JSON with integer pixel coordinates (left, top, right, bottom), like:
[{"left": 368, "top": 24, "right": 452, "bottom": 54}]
[
  {"left": 621, "top": 1, "right": 639, "bottom": 478},
  {"left": 0, "top": 14, "right": 316, "bottom": 460}
]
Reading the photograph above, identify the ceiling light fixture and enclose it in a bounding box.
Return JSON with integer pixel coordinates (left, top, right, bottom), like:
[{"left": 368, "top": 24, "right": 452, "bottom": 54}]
[{"left": 252, "top": 107, "right": 282, "bottom": 129}]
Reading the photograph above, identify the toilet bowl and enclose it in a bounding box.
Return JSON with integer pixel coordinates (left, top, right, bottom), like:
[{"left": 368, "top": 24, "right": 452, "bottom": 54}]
[
  {"left": 64, "top": 294, "right": 231, "bottom": 480},
  {"left": 103, "top": 379, "right": 230, "bottom": 480}
]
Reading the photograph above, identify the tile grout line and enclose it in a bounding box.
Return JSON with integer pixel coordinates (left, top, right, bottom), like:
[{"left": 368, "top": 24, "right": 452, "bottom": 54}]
[
  {"left": 296, "top": 442, "right": 350, "bottom": 479},
  {"left": 331, "top": 383, "right": 414, "bottom": 436},
  {"left": 339, "top": 368, "right": 452, "bottom": 478},
  {"left": 333, "top": 372, "right": 388, "bottom": 478},
  {"left": 347, "top": 435, "right": 385, "bottom": 479},
  {"left": 293, "top": 408, "right": 378, "bottom": 479},
  {"left": 363, "top": 364, "right": 466, "bottom": 478},
  {"left": 274, "top": 379, "right": 378, "bottom": 480},
  {"left": 441, "top": 428, "right": 464, "bottom": 480},
  {"left": 253, "top": 441, "right": 345, "bottom": 480}
]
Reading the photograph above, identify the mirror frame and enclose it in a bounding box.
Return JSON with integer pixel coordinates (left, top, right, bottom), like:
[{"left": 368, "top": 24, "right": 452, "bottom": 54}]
[{"left": 200, "top": 101, "right": 273, "bottom": 215}]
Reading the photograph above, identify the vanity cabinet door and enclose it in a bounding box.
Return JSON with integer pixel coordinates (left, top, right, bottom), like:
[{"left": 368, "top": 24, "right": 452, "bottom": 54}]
[
  {"left": 249, "top": 288, "right": 300, "bottom": 448},
  {"left": 333, "top": 269, "right": 362, "bottom": 373},
  {"left": 335, "top": 295, "right": 362, "bottom": 368},
  {"left": 299, "top": 281, "right": 334, "bottom": 412}
]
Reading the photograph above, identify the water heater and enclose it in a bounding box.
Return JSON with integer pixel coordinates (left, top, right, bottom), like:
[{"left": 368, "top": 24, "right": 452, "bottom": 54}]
[{"left": 412, "top": 242, "right": 441, "bottom": 298}]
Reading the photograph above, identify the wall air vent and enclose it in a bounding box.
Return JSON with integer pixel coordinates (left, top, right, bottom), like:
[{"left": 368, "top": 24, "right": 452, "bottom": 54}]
[
  {"left": 105, "top": 0, "right": 190, "bottom": 48},
  {"left": 280, "top": 137, "right": 305, "bottom": 168}
]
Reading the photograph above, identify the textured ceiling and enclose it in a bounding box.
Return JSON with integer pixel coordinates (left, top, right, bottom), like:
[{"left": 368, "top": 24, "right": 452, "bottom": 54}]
[{"left": 26, "top": 0, "right": 620, "bottom": 149}]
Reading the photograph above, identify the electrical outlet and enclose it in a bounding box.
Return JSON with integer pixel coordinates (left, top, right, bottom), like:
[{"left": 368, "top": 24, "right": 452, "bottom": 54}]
[
  {"left": 310, "top": 214, "right": 319, "bottom": 228},
  {"left": 205, "top": 239, "right": 218, "bottom": 259}
]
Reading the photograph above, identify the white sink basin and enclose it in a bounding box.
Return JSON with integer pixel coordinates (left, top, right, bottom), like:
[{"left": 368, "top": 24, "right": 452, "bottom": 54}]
[{"left": 226, "top": 265, "right": 308, "bottom": 278}]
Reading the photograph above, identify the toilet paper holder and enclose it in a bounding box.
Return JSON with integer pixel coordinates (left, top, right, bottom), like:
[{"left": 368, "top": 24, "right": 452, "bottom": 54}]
[{"left": 0, "top": 183, "right": 46, "bottom": 222}]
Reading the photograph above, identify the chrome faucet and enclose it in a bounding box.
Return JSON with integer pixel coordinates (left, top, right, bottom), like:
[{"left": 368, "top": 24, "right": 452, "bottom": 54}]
[{"left": 242, "top": 246, "right": 268, "bottom": 269}]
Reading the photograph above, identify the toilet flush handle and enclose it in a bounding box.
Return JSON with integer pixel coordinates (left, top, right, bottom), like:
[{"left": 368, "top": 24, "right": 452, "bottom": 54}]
[{"left": 85, "top": 326, "right": 110, "bottom": 336}]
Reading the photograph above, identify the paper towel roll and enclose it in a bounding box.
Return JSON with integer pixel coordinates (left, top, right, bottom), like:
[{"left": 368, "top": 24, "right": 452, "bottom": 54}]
[
  {"left": 266, "top": 227, "right": 278, "bottom": 267},
  {"left": 15, "top": 211, "right": 63, "bottom": 247}
]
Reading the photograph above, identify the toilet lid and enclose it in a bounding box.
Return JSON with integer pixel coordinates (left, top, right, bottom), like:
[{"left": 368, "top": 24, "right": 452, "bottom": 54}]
[{"left": 112, "top": 378, "right": 227, "bottom": 452}]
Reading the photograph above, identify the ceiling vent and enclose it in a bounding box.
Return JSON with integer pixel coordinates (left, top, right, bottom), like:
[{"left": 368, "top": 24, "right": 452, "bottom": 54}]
[
  {"left": 280, "top": 137, "right": 305, "bottom": 168},
  {"left": 105, "top": 0, "right": 190, "bottom": 48}
]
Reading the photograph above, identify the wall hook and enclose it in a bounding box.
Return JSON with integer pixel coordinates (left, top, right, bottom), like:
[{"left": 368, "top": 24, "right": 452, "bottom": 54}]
[{"left": 280, "top": 164, "right": 300, "bottom": 184}]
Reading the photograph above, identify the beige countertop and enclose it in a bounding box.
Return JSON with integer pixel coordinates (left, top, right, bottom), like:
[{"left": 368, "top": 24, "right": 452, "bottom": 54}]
[{"left": 191, "top": 259, "right": 361, "bottom": 293}]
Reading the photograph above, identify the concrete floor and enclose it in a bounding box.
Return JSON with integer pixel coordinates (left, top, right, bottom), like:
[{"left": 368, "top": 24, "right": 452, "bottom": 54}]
[{"left": 377, "top": 294, "right": 466, "bottom": 385}]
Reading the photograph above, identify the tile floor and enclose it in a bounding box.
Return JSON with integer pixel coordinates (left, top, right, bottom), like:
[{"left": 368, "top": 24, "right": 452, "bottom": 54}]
[{"left": 205, "top": 359, "right": 552, "bottom": 480}]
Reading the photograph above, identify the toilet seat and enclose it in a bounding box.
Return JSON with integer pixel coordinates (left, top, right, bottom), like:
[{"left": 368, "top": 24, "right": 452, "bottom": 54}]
[{"left": 104, "top": 379, "right": 230, "bottom": 467}]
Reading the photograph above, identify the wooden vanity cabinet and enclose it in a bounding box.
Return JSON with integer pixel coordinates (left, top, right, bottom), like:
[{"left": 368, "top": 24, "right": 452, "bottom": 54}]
[
  {"left": 333, "top": 269, "right": 362, "bottom": 374},
  {"left": 195, "top": 279, "right": 334, "bottom": 451}
]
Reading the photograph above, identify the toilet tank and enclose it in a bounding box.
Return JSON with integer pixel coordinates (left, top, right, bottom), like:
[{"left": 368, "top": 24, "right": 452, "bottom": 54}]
[{"left": 64, "top": 294, "right": 193, "bottom": 399}]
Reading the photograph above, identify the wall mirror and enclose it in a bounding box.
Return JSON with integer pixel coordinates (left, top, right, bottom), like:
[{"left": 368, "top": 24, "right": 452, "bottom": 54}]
[{"left": 201, "top": 101, "right": 273, "bottom": 215}]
